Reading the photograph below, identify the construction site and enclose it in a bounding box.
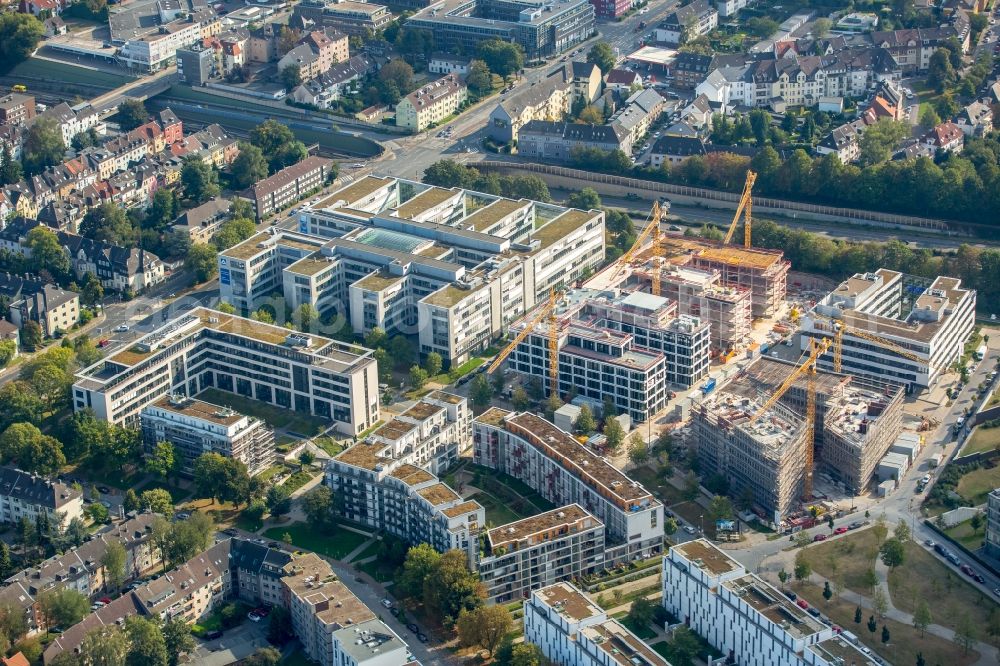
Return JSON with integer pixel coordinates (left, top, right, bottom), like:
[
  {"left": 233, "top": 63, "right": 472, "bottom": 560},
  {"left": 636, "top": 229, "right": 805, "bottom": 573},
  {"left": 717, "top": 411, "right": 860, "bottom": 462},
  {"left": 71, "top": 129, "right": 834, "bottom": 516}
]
[{"left": 485, "top": 170, "right": 967, "bottom": 529}]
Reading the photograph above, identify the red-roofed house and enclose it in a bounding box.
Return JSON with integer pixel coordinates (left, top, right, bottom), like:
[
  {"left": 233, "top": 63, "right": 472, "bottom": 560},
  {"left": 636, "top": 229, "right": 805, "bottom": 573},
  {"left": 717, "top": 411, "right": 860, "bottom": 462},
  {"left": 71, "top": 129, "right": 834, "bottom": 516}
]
[
  {"left": 2, "top": 652, "right": 29, "bottom": 666},
  {"left": 923, "top": 121, "right": 964, "bottom": 153}
]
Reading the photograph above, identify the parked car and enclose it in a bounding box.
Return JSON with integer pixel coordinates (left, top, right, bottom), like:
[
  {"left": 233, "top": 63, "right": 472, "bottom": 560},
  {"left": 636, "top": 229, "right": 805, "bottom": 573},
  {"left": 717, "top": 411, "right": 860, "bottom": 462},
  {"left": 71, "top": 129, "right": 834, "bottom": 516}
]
[
  {"left": 683, "top": 525, "right": 697, "bottom": 535},
  {"left": 924, "top": 539, "right": 936, "bottom": 548},
  {"left": 807, "top": 607, "right": 821, "bottom": 618},
  {"left": 834, "top": 527, "right": 848, "bottom": 535},
  {"left": 417, "top": 633, "right": 429, "bottom": 643},
  {"left": 248, "top": 612, "right": 262, "bottom": 622},
  {"left": 975, "top": 573, "right": 986, "bottom": 584},
  {"left": 961, "top": 564, "right": 975, "bottom": 577},
  {"left": 796, "top": 599, "right": 809, "bottom": 610},
  {"left": 114, "top": 324, "right": 129, "bottom": 333},
  {"left": 813, "top": 534, "right": 828, "bottom": 542},
  {"left": 205, "top": 630, "right": 223, "bottom": 640},
  {"left": 406, "top": 623, "right": 419, "bottom": 633},
  {"left": 848, "top": 521, "right": 863, "bottom": 530},
  {"left": 380, "top": 599, "right": 393, "bottom": 609}
]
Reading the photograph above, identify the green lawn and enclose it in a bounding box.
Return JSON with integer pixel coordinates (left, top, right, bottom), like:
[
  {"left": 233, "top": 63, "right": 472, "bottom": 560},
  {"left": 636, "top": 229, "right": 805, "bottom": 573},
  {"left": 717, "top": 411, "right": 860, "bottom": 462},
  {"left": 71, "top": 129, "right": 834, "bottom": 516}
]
[
  {"left": 134, "top": 479, "right": 191, "bottom": 504},
  {"left": 351, "top": 539, "right": 381, "bottom": 562},
  {"left": 617, "top": 615, "right": 657, "bottom": 640},
  {"left": 313, "top": 436, "right": 344, "bottom": 457},
  {"left": 256, "top": 465, "right": 288, "bottom": 485},
  {"left": 197, "top": 389, "right": 328, "bottom": 436},
  {"left": 282, "top": 647, "right": 317, "bottom": 666},
  {"left": 281, "top": 469, "right": 318, "bottom": 494},
  {"left": 956, "top": 464, "right": 1000, "bottom": 505},
  {"left": 962, "top": 425, "right": 1000, "bottom": 456},
  {"left": 476, "top": 491, "right": 523, "bottom": 525},
  {"left": 628, "top": 467, "right": 688, "bottom": 506},
  {"left": 943, "top": 518, "right": 986, "bottom": 552},
  {"left": 357, "top": 557, "right": 396, "bottom": 583},
  {"left": 262, "top": 522, "right": 369, "bottom": 560}
]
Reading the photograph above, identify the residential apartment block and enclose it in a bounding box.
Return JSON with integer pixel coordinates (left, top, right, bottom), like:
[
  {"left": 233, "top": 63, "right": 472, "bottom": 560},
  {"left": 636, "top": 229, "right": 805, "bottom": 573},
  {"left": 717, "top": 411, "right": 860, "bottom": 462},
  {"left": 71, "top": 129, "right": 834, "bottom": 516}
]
[
  {"left": 0, "top": 275, "right": 80, "bottom": 338},
  {"left": 985, "top": 488, "right": 1000, "bottom": 558},
  {"left": 800, "top": 269, "right": 975, "bottom": 389},
  {"left": 506, "top": 289, "right": 710, "bottom": 420},
  {"left": 524, "top": 582, "right": 668, "bottom": 666},
  {"left": 0, "top": 467, "right": 84, "bottom": 530},
  {"left": 222, "top": 176, "right": 604, "bottom": 367},
  {"left": 277, "top": 29, "right": 349, "bottom": 82},
  {"left": 0, "top": 94, "right": 36, "bottom": 126},
  {"left": 518, "top": 121, "right": 632, "bottom": 162},
  {"left": 663, "top": 540, "right": 878, "bottom": 666},
  {"left": 244, "top": 156, "right": 333, "bottom": 222},
  {"left": 140, "top": 395, "right": 276, "bottom": 477},
  {"left": 488, "top": 65, "right": 581, "bottom": 143},
  {"left": 656, "top": 0, "right": 718, "bottom": 45},
  {"left": 474, "top": 410, "right": 663, "bottom": 562},
  {"left": 72, "top": 307, "right": 380, "bottom": 435},
  {"left": 120, "top": 14, "right": 221, "bottom": 71},
  {"left": 479, "top": 505, "right": 605, "bottom": 604},
  {"left": 396, "top": 74, "right": 468, "bottom": 132},
  {"left": 407, "top": 0, "right": 594, "bottom": 59}
]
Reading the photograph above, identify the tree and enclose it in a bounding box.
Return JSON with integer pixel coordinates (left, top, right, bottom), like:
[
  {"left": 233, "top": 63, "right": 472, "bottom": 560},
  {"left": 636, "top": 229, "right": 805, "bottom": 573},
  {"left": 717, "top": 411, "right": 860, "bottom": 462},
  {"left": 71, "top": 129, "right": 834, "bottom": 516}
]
[
  {"left": 577, "top": 105, "right": 604, "bottom": 124},
  {"left": 399, "top": 543, "right": 441, "bottom": 598},
  {"left": 424, "top": 351, "right": 443, "bottom": 377},
  {"left": 231, "top": 142, "right": 269, "bottom": 190},
  {"left": 814, "top": 17, "right": 832, "bottom": 37},
  {"left": 913, "top": 599, "right": 931, "bottom": 637},
  {"left": 145, "top": 441, "right": 177, "bottom": 482},
  {"left": 80, "top": 202, "right": 134, "bottom": 246},
  {"left": 102, "top": 540, "right": 127, "bottom": 594},
  {"left": 747, "top": 16, "right": 779, "bottom": 38},
  {"left": 867, "top": 615, "right": 877, "bottom": 636},
  {"left": 181, "top": 158, "right": 219, "bottom": 203},
  {"left": 668, "top": 626, "right": 701, "bottom": 666},
  {"left": 477, "top": 39, "right": 524, "bottom": 78},
  {"left": 927, "top": 48, "right": 956, "bottom": 93},
  {"left": 465, "top": 59, "right": 493, "bottom": 94},
  {"left": 456, "top": 605, "right": 512, "bottom": 656},
  {"left": 971, "top": 511, "right": 984, "bottom": 533},
  {"left": 409, "top": 364, "right": 428, "bottom": 389},
  {"left": 277, "top": 26, "right": 300, "bottom": 55},
  {"left": 379, "top": 58, "right": 414, "bottom": 92},
  {"left": 301, "top": 485, "right": 334, "bottom": 530},
  {"left": 793, "top": 550, "right": 811, "bottom": 582},
  {"left": 778, "top": 569, "right": 789, "bottom": 586},
  {"left": 22, "top": 116, "right": 65, "bottom": 175},
  {"left": 0, "top": 422, "right": 65, "bottom": 475},
  {"left": 125, "top": 615, "right": 168, "bottom": 666},
  {"left": 387, "top": 335, "right": 414, "bottom": 368},
  {"left": 955, "top": 613, "right": 977, "bottom": 654},
  {"left": 0, "top": 144, "right": 22, "bottom": 186},
  {"left": 881, "top": 624, "right": 890, "bottom": 644},
  {"left": 123, "top": 488, "right": 140, "bottom": 513},
  {"left": 116, "top": 99, "right": 147, "bottom": 131},
  {"left": 916, "top": 652, "right": 925, "bottom": 666},
  {"left": 140, "top": 489, "right": 175, "bottom": 516},
  {"left": 603, "top": 417, "right": 625, "bottom": 451},
  {"left": 212, "top": 217, "right": 256, "bottom": 251},
  {"left": 587, "top": 41, "right": 615, "bottom": 75},
  {"left": 628, "top": 433, "right": 648, "bottom": 465},
  {"left": 893, "top": 518, "right": 911, "bottom": 543},
  {"left": 707, "top": 495, "right": 733, "bottom": 524},
  {"left": 162, "top": 617, "right": 194, "bottom": 666},
  {"left": 628, "top": 596, "right": 655, "bottom": 627},
  {"left": 78, "top": 626, "right": 129, "bottom": 666},
  {"left": 873, "top": 586, "right": 888, "bottom": 619},
  {"left": 854, "top": 606, "right": 862, "bottom": 624},
  {"left": 822, "top": 581, "right": 832, "bottom": 603},
  {"left": 470, "top": 374, "right": 493, "bottom": 410},
  {"left": 858, "top": 119, "right": 909, "bottom": 167},
  {"left": 567, "top": 187, "right": 601, "bottom": 210},
  {"left": 39, "top": 588, "right": 89, "bottom": 628},
  {"left": 423, "top": 549, "right": 486, "bottom": 629},
  {"left": 508, "top": 643, "right": 546, "bottom": 666},
  {"left": 185, "top": 243, "right": 218, "bottom": 283},
  {"left": 266, "top": 605, "right": 294, "bottom": 646},
  {"left": 575, "top": 404, "right": 596, "bottom": 433},
  {"left": 0, "top": 14, "right": 44, "bottom": 74},
  {"left": 880, "top": 537, "right": 905, "bottom": 570},
  {"left": 280, "top": 64, "right": 302, "bottom": 90},
  {"left": 20, "top": 322, "right": 42, "bottom": 352},
  {"left": 510, "top": 386, "right": 530, "bottom": 411},
  {"left": 918, "top": 105, "right": 941, "bottom": 130}
]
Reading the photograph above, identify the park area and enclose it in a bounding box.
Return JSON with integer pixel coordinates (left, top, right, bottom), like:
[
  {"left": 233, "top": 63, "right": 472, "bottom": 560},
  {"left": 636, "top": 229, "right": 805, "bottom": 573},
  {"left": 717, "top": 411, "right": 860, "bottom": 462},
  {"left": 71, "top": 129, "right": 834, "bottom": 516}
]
[
  {"left": 262, "top": 522, "right": 370, "bottom": 560},
  {"left": 797, "top": 527, "right": 999, "bottom": 662},
  {"left": 461, "top": 463, "right": 556, "bottom": 526}
]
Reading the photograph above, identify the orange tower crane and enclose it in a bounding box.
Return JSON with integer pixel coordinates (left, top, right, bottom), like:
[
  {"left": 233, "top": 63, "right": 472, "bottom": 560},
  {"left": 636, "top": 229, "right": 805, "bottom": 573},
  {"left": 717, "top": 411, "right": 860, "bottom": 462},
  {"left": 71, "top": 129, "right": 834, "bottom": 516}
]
[{"left": 722, "top": 170, "right": 756, "bottom": 248}]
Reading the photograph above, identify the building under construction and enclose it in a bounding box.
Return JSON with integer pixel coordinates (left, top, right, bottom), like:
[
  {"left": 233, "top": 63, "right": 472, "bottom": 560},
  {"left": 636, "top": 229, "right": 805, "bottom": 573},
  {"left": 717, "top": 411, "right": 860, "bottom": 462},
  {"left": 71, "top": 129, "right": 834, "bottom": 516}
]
[
  {"left": 693, "top": 391, "right": 809, "bottom": 524},
  {"left": 662, "top": 238, "right": 790, "bottom": 319}
]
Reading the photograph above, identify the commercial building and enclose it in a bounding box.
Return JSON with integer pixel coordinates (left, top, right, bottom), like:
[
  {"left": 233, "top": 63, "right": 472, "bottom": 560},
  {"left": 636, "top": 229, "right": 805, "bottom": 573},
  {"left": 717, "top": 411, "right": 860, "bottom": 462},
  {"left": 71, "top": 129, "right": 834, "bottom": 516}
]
[
  {"left": 176, "top": 45, "right": 217, "bottom": 85},
  {"left": 243, "top": 156, "right": 333, "bottom": 222},
  {"left": 0, "top": 467, "right": 84, "bottom": 529},
  {"left": 474, "top": 410, "right": 664, "bottom": 562},
  {"left": 222, "top": 176, "right": 604, "bottom": 367},
  {"left": 524, "top": 582, "right": 668, "bottom": 666},
  {"left": 407, "top": 0, "right": 594, "bottom": 60},
  {"left": 72, "top": 308, "right": 380, "bottom": 435},
  {"left": 120, "top": 15, "right": 217, "bottom": 72},
  {"left": 292, "top": 0, "right": 392, "bottom": 36},
  {"left": 694, "top": 390, "right": 810, "bottom": 523},
  {"left": 140, "top": 395, "right": 276, "bottom": 477},
  {"left": 0, "top": 94, "right": 36, "bottom": 126},
  {"left": 663, "top": 540, "right": 877, "bottom": 666},
  {"left": 800, "top": 269, "right": 976, "bottom": 389},
  {"left": 395, "top": 74, "right": 468, "bottom": 132},
  {"left": 505, "top": 288, "right": 710, "bottom": 420}
]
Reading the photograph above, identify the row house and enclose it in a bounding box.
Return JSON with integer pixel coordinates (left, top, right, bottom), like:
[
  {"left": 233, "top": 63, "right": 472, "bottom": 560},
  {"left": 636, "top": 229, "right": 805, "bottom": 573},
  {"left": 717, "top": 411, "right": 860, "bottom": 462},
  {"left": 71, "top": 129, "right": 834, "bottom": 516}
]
[
  {"left": 870, "top": 26, "right": 966, "bottom": 73},
  {"left": 278, "top": 29, "right": 349, "bottom": 82},
  {"left": 289, "top": 55, "right": 374, "bottom": 109},
  {"left": 0, "top": 125, "right": 24, "bottom": 162},
  {"left": 169, "top": 123, "right": 239, "bottom": 168},
  {"left": 517, "top": 120, "right": 632, "bottom": 162},
  {"left": 37, "top": 103, "right": 100, "bottom": 149}
]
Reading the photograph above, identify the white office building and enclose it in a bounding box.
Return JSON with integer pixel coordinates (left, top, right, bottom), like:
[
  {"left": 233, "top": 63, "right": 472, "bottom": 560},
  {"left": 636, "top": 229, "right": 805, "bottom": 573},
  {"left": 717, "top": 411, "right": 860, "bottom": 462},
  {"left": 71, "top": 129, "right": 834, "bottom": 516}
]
[
  {"left": 801, "top": 269, "right": 976, "bottom": 390},
  {"left": 663, "top": 540, "right": 879, "bottom": 666},
  {"left": 72, "top": 308, "right": 380, "bottom": 435},
  {"left": 524, "top": 581, "right": 669, "bottom": 666}
]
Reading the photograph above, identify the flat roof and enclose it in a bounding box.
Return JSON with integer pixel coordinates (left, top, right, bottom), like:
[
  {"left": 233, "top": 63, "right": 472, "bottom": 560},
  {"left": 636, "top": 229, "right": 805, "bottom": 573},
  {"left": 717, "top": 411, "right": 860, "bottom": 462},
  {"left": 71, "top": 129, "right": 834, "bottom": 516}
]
[
  {"left": 441, "top": 500, "right": 483, "bottom": 518},
  {"left": 625, "top": 45, "right": 679, "bottom": 65},
  {"left": 148, "top": 395, "right": 244, "bottom": 426},
  {"left": 533, "top": 209, "right": 597, "bottom": 249},
  {"left": 395, "top": 186, "right": 459, "bottom": 219},
  {"left": 287, "top": 254, "right": 336, "bottom": 277},
  {"left": 417, "top": 483, "right": 460, "bottom": 506},
  {"left": 463, "top": 198, "right": 529, "bottom": 232},
  {"left": 535, "top": 582, "right": 604, "bottom": 623},
  {"left": 353, "top": 271, "right": 404, "bottom": 292},
  {"left": 335, "top": 442, "right": 391, "bottom": 471},
  {"left": 223, "top": 232, "right": 272, "bottom": 260},
  {"left": 672, "top": 540, "right": 743, "bottom": 577},
  {"left": 402, "top": 401, "right": 443, "bottom": 421},
  {"left": 663, "top": 237, "right": 785, "bottom": 270},
  {"left": 723, "top": 573, "right": 826, "bottom": 638},
  {"left": 388, "top": 464, "right": 434, "bottom": 487},
  {"left": 372, "top": 418, "right": 416, "bottom": 441},
  {"left": 584, "top": 620, "right": 670, "bottom": 665},
  {"left": 428, "top": 390, "right": 463, "bottom": 404},
  {"left": 316, "top": 176, "right": 393, "bottom": 209},
  {"left": 422, "top": 283, "right": 480, "bottom": 308},
  {"left": 488, "top": 504, "right": 595, "bottom": 549}
]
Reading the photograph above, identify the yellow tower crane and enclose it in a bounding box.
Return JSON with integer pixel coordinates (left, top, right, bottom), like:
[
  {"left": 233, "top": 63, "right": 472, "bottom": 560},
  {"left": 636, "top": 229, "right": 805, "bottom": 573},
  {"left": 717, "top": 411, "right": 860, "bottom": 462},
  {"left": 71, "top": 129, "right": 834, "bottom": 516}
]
[
  {"left": 486, "top": 289, "right": 561, "bottom": 398},
  {"left": 722, "top": 170, "right": 756, "bottom": 248},
  {"left": 830, "top": 321, "right": 929, "bottom": 374},
  {"left": 749, "top": 337, "right": 830, "bottom": 498}
]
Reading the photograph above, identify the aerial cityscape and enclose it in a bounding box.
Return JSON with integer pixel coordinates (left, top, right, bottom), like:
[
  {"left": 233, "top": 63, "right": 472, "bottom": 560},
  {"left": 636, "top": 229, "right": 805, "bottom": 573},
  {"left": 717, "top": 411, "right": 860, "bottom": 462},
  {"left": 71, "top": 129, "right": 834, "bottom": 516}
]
[{"left": 0, "top": 0, "right": 997, "bottom": 663}]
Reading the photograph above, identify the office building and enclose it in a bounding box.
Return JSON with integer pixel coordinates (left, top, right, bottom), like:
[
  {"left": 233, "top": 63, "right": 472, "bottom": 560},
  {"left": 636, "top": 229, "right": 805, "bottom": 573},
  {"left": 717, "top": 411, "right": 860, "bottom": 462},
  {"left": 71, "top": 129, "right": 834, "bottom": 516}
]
[
  {"left": 479, "top": 505, "right": 605, "bottom": 604},
  {"left": 221, "top": 176, "right": 604, "bottom": 367},
  {"left": 474, "top": 410, "right": 663, "bottom": 562},
  {"left": 244, "top": 156, "right": 333, "bottom": 222},
  {"left": 140, "top": 395, "right": 276, "bottom": 477},
  {"left": 801, "top": 269, "right": 976, "bottom": 390},
  {"left": 986, "top": 488, "right": 1000, "bottom": 558},
  {"left": 0, "top": 467, "right": 83, "bottom": 529},
  {"left": 72, "top": 308, "right": 380, "bottom": 435},
  {"left": 652, "top": 264, "right": 752, "bottom": 353},
  {"left": 176, "top": 45, "right": 216, "bottom": 84},
  {"left": 663, "top": 540, "right": 878, "bottom": 666},
  {"left": 395, "top": 74, "right": 468, "bottom": 132},
  {"left": 694, "top": 390, "right": 810, "bottom": 524},
  {"left": 524, "top": 582, "right": 669, "bottom": 666},
  {"left": 407, "top": 0, "right": 594, "bottom": 59},
  {"left": 292, "top": 0, "right": 392, "bottom": 36},
  {"left": 505, "top": 289, "right": 710, "bottom": 420}
]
